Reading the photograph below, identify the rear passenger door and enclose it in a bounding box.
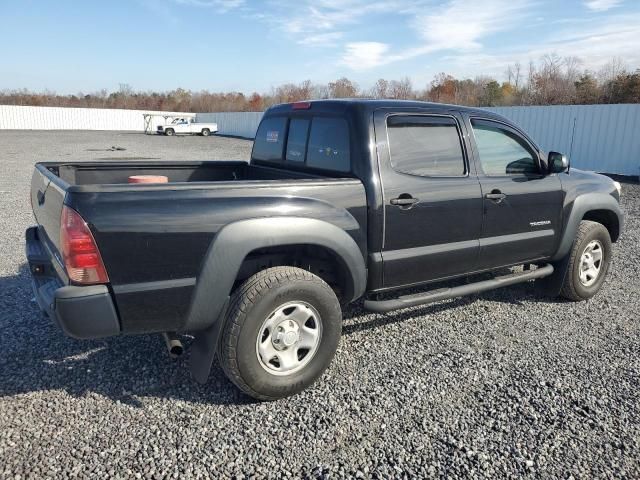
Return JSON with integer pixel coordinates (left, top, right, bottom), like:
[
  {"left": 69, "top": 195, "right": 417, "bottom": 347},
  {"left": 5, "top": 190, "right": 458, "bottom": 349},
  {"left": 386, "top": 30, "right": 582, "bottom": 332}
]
[
  {"left": 466, "top": 116, "right": 563, "bottom": 269},
  {"left": 375, "top": 110, "right": 483, "bottom": 289}
]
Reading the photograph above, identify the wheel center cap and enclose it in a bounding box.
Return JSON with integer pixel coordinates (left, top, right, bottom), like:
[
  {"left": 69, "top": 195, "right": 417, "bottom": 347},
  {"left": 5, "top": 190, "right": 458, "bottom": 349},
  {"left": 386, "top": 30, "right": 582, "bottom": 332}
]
[
  {"left": 283, "top": 331, "right": 298, "bottom": 347},
  {"left": 273, "top": 320, "right": 299, "bottom": 349}
]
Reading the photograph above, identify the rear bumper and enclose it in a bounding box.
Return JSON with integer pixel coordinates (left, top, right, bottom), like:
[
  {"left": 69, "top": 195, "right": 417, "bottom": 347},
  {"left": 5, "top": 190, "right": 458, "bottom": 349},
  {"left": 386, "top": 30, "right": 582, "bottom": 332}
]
[{"left": 26, "top": 226, "right": 120, "bottom": 339}]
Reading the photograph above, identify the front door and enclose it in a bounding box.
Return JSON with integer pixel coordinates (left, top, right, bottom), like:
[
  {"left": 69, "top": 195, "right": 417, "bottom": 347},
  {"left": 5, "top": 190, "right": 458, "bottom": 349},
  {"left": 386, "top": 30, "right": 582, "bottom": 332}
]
[
  {"left": 466, "top": 116, "right": 563, "bottom": 270},
  {"left": 375, "top": 110, "right": 483, "bottom": 289},
  {"left": 173, "top": 119, "right": 190, "bottom": 133}
]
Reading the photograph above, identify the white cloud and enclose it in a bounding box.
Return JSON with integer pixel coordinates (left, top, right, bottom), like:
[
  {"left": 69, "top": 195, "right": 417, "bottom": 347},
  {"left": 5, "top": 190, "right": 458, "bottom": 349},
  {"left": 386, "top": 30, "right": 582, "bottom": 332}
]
[
  {"left": 260, "top": 0, "right": 414, "bottom": 45},
  {"left": 439, "top": 13, "right": 640, "bottom": 80},
  {"left": 413, "top": 0, "right": 530, "bottom": 50},
  {"left": 340, "top": 0, "right": 532, "bottom": 69},
  {"left": 341, "top": 42, "right": 390, "bottom": 70},
  {"left": 584, "top": 0, "right": 622, "bottom": 12}
]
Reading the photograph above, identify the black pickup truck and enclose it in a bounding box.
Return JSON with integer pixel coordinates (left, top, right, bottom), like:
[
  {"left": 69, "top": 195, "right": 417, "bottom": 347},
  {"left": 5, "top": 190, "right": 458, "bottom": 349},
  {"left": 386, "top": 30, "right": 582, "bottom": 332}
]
[{"left": 27, "top": 99, "right": 624, "bottom": 400}]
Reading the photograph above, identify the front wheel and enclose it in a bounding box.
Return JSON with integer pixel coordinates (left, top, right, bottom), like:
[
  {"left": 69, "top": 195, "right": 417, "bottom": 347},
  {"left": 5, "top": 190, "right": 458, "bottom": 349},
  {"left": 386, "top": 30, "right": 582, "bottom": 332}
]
[
  {"left": 560, "top": 220, "right": 612, "bottom": 301},
  {"left": 217, "top": 267, "right": 342, "bottom": 400},
  {"left": 165, "top": 128, "right": 175, "bottom": 136},
  {"left": 201, "top": 128, "right": 210, "bottom": 136}
]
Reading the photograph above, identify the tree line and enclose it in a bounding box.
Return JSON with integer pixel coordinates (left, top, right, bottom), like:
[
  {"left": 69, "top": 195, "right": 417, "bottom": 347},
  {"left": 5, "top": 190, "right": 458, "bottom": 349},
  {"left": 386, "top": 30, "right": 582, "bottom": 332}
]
[{"left": 1, "top": 55, "right": 638, "bottom": 112}]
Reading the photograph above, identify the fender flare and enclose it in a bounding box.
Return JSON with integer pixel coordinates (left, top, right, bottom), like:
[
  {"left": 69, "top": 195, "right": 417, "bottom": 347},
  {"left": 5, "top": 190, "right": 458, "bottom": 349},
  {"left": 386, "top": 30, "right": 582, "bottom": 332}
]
[
  {"left": 183, "top": 216, "right": 367, "bottom": 333},
  {"left": 552, "top": 193, "right": 623, "bottom": 262}
]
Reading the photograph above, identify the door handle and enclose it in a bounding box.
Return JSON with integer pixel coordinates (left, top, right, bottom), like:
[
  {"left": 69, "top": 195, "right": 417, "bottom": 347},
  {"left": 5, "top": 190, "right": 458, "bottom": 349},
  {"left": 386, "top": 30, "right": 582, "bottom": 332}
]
[
  {"left": 390, "top": 195, "right": 419, "bottom": 207},
  {"left": 485, "top": 191, "right": 507, "bottom": 202}
]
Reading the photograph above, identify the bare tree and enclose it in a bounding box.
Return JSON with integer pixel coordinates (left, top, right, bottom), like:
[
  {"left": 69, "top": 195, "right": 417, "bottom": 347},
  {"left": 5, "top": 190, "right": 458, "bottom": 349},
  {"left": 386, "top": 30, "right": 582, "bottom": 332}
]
[
  {"left": 389, "top": 77, "right": 413, "bottom": 99},
  {"left": 599, "top": 57, "right": 627, "bottom": 102},
  {"left": 513, "top": 62, "right": 522, "bottom": 90},
  {"left": 118, "top": 83, "right": 133, "bottom": 108},
  {"left": 598, "top": 57, "right": 626, "bottom": 84},
  {"left": 328, "top": 77, "right": 359, "bottom": 98},
  {"left": 370, "top": 78, "right": 389, "bottom": 98}
]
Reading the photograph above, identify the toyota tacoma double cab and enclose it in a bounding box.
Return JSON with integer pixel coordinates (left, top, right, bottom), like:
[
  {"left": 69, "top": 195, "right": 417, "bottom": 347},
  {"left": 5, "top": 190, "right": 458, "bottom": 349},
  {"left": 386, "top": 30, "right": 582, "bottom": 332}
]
[{"left": 27, "top": 99, "right": 624, "bottom": 400}]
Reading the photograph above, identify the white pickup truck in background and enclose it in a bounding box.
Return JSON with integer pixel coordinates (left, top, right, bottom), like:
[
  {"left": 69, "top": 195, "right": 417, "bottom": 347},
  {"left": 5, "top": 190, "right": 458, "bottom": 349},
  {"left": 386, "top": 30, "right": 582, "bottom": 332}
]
[{"left": 157, "top": 117, "right": 218, "bottom": 136}]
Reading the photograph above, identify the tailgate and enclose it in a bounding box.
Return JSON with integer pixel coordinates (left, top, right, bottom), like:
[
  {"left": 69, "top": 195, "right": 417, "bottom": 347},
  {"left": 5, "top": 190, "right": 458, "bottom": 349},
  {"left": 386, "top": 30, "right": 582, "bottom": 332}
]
[{"left": 30, "top": 164, "right": 67, "bottom": 262}]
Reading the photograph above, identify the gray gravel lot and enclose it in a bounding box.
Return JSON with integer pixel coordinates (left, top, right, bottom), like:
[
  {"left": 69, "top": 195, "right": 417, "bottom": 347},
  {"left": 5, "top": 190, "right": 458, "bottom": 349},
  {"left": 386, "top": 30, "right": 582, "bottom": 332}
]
[{"left": 1, "top": 131, "right": 639, "bottom": 478}]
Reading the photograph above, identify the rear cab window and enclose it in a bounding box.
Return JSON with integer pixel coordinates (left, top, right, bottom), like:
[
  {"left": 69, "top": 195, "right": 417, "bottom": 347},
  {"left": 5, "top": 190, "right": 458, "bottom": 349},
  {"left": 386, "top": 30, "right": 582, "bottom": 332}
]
[
  {"left": 252, "top": 115, "right": 351, "bottom": 173},
  {"left": 252, "top": 117, "right": 287, "bottom": 162},
  {"left": 286, "top": 119, "right": 310, "bottom": 163},
  {"left": 307, "top": 118, "right": 350, "bottom": 172}
]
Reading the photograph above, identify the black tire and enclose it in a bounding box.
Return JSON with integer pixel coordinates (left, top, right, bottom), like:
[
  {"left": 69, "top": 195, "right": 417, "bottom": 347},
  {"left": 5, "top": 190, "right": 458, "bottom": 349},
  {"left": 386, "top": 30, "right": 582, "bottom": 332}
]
[
  {"left": 560, "top": 220, "right": 612, "bottom": 301},
  {"left": 201, "top": 128, "right": 210, "bottom": 136},
  {"left": 217, "top": 267, "right": 342, "bottom": 401},
  {"left": 165, "top": 128, "right": 175, "bottom": 136}
]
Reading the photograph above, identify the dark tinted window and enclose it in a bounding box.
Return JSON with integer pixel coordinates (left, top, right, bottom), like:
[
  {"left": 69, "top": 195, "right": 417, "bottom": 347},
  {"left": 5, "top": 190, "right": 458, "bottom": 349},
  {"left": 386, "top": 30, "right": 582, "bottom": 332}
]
[
  {"left": 471, "top": 119, "right": 538, "bottom": 175},
  {"left": 252, "top": 117, "right": 287, "bottom": 162},
  {"left": 387, "top": 115, "right": 465, "bottom": 176},
  {"left": 286, "top": 118, "right": 310, "bottom": 163},
  {"left": 307, "top": 118, "right": 350, "bottom": 172}
]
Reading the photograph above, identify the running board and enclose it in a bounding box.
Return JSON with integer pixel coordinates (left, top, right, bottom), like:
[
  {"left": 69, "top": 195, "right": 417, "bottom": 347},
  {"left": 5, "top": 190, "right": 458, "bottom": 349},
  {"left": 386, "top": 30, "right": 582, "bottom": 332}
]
[{"left": 363, "top": 264, "right": 554, "bottom": 313}]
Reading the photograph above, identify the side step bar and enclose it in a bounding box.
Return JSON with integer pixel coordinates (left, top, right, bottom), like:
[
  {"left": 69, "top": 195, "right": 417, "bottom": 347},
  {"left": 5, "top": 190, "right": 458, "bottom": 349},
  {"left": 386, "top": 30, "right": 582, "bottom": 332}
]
[{"left": 363, "top": 264, "right": 554, "bottom": 313}]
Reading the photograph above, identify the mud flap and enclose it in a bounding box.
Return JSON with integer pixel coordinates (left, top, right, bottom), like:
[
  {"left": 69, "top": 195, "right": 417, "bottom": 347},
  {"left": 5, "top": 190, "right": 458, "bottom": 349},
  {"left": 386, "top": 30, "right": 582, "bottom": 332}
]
[
  {"left": 535, "top": 254, "right": 570, "bottom": 297},
  {"left": 189, "top": 299, "right": 228, "bottom": 384}
]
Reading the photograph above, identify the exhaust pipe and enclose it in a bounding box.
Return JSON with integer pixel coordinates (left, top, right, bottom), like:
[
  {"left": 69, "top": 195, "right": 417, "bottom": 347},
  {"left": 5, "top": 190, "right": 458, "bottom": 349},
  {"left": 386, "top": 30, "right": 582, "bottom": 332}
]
[{"left": 162, "top": 332, "right": 184, "bottom": 358}]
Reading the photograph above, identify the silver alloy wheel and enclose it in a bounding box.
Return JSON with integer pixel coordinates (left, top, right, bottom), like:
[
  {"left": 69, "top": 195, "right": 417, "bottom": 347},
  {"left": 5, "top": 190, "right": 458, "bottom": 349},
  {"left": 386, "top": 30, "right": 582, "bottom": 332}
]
[
  {"left": 255, "top": 301, "right": 322, "bottom": 376},
  {"left": 579, "top": 239, "right": 603, "bottom": 287}
]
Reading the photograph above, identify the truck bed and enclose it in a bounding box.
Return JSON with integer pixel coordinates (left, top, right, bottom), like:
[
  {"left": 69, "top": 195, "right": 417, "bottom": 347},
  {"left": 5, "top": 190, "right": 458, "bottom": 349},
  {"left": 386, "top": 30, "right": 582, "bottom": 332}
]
[
  {"left": 30, "top": 159, "right": 367, "bottom": 334},
  {"left": 44, "top": 160, "right": 322, "bottom": 187}
]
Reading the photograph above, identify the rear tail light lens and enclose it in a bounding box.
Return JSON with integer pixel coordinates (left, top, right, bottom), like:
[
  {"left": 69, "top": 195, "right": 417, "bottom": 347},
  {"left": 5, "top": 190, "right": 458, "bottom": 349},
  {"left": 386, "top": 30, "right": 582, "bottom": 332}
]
[{"left": 60, "top": 206, "right": 109, "bottom": 285}]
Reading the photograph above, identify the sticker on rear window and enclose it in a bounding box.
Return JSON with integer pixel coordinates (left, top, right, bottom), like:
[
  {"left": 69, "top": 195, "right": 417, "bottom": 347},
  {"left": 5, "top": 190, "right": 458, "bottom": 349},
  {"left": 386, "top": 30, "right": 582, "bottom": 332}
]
[{"left": 266, "top": 131, "right": 279, "bottom": 143}]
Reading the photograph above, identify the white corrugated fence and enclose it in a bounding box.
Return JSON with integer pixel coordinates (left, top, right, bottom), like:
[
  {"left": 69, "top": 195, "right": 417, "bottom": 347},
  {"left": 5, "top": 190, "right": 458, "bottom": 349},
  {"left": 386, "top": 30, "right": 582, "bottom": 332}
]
[
  {"left": 0, "top": 105, "right": 191, "bottom": 132},
  {"left": 195, "top": 112, "right": 264, "bottom": 139},
  {"left": 1, "top": 104, "right": 638, "bottom": 176}
]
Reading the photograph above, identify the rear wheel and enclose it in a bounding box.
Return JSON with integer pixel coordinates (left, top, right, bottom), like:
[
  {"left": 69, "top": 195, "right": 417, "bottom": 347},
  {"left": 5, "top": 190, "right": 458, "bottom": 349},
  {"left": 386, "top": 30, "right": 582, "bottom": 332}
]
[
  {"left": 560, "top": 220, "right": 612, "bottom": 301},
  {"left": 165, "top": 128, "right": 175, "bottom": 136},
  {"left": 201, "top": 128, "right": 210, "bottom": 136},
  {"left": 217, "top": 267, "right": 342, "bottom": 400}
]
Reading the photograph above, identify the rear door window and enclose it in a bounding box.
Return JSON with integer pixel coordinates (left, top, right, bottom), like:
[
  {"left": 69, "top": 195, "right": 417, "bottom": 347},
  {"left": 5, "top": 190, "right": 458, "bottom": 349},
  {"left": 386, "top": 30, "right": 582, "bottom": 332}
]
[
  {"left": 387, "top": 115, "right": 466, "bottom": 176},
  {"left": 307, "top": 118, "right": 350, "bottom": 172},
  {"left": 252, "top": 117, "right": 287, "bottom": 162}
]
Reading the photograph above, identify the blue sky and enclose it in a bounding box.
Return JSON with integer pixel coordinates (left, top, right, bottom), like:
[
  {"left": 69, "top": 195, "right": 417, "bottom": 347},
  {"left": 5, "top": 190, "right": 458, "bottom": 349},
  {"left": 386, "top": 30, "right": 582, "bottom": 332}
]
[{"left": 1, "top": 0, "right": 639, "bottom": 94}]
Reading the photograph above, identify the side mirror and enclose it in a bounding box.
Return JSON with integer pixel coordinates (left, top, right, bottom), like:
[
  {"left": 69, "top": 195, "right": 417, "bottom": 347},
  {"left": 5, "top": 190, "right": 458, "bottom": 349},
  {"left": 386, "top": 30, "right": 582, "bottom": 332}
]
[{"left": 548, "top": 151, "right": 569, "bottom": 173}]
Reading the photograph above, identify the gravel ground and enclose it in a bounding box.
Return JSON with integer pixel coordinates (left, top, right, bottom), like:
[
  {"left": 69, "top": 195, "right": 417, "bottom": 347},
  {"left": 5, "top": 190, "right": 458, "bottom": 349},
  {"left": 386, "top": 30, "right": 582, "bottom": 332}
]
[
  {"left": 1, "top": 131, "right": 639, "bottom": 479},
  {"left": 0, "top": 130, "right": 252, "bottom": 163}
]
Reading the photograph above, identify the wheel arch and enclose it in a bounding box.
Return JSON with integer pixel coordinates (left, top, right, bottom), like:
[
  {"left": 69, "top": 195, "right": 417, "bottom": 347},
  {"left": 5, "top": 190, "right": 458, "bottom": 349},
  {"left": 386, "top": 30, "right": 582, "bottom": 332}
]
[
  {"left": 582, "top": 209, "right": 620, "bottom": 243},
  {"left": 234, "top": 243, "right": 355, "bottom": 303},
  {"left": 553, "top": 193, "right": 623, "bottom": 262},
  {"left": 183, "top": 217, "right": 367, "bottom": 333}
]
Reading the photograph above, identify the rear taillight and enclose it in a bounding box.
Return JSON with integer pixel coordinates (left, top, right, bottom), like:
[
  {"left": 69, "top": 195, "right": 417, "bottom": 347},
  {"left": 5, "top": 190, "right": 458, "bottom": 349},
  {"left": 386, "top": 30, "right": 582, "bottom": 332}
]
[{"left": 60, "top": 206, "right": 109, "bottom": 285}]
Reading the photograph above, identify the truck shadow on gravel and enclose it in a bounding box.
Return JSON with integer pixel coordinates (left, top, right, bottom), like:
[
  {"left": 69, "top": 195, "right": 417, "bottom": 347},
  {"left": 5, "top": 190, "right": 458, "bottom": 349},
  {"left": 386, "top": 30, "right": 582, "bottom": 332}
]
[
  {"left": 0, "top": 264, "right": 563, "bottom": 407},
  {"left": 0, "top": 265, "right": 252, "bottom": 407}
]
